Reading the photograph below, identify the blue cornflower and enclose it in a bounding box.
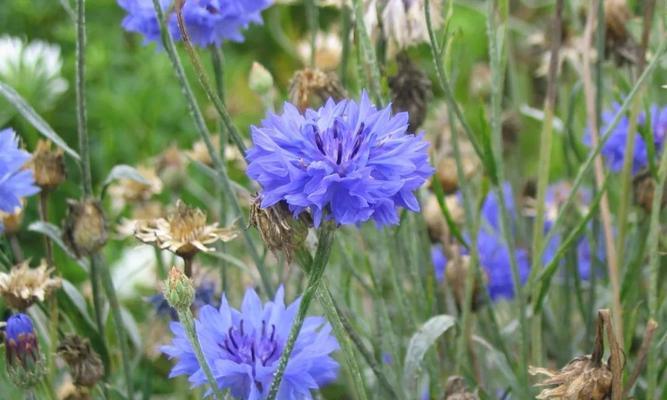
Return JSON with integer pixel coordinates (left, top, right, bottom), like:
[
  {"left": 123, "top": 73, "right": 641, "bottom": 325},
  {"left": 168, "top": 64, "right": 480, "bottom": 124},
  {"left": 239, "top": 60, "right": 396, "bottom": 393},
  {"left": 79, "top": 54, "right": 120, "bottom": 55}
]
[
  {"left": 118, "top": 0, "right": 272, "bottom": 48},
  {"left": 4, "top": 313, "right": 39, "bottom": 368},
  {"left": 0, "top": 128, "right": 39, "bottom": 232},
  {"left": 246, "top": 92, "right": 434, "bottom": 227},
  {"left": 149, "top": 280, "right": 219, "bottom": 320},
  {"left": 585, "top": 103, "right": 667, "bottom": 173},
  {"left": 430, "top": 244, "right": 447, "bottom": 283},
  {"left": 161, "top": 286, "right": 339, "bottom": 399}
]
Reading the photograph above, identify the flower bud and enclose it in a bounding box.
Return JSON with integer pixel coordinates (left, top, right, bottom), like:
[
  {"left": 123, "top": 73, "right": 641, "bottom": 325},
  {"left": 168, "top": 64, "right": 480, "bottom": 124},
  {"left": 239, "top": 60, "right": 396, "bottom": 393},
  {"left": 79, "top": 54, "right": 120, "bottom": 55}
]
[
  {"left": 248, "top": 62, "right": 274, "bottom": 96},
  {"left": 57, "top": 335, "right": 105, "bottom": 388},
  {"left": 29, "top": 139, "right": 66, "bottom": 191},
  {"left": 4, "top": 313, "right": 46, "bottom": 388},
  {"left": 164, "top": 266, "right": 195, "bottom": 312},
  {"left": 63, "top": 198, "right": 108, "bottom": 258}
]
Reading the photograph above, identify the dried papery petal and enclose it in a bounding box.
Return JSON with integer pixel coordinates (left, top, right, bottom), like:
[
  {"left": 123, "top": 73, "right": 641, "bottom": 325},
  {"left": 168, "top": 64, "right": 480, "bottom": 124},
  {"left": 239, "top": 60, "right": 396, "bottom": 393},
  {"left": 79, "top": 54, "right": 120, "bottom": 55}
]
[
  {"left": 0, "top": 260, "right": 61, "bottom": 311},
  {"left": 249, "top": 196, "right": 310, "bottom": 262}
]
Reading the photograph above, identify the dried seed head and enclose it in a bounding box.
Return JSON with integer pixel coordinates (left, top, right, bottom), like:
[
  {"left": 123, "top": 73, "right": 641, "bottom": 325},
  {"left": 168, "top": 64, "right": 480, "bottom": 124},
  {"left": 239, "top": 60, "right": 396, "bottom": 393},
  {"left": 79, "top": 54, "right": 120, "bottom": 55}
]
[
  {"left": 135, "top": 200, "right": 237, "bottom": 259},
  {"left": 0, "top": 260, "right": 61, "bottom": 311},
  {"left": 604, "top": 0, "right": 639, "bottom": 65},
  {"left": 0, "top": 203, "right": 25, "bottom": 235},
  {"left": 423, "top": 194, "right": 463, "bottom": 243},
  {"left": 29, "top": 139, "right": 66, "bottom": 191},
  {"left": 288, "top": 68, "right": 346, "bottom": 113},
  {"left": 164, "top": 266, "right": 195, "bottom": 312},
  {"left": 445, "top": 255, "right": 487, "bottom": 312},
  {"left": 443, "top": 376, "right": 479, "bottom": 400},
  {"left": 388, "top": 53, "right": 432, "bottom": 133},
  {"left": 249, "top": 196, "right": 310, "bottom": 262},
  {"left": 63, "top": 198, "right": 108, "bottom": 258},
  {"left": 530, "top": 356, "right": 612, "bottom": 399},
  {"left": 633, "top": 169, "right": 666, "bottom": 213},
  {"left": 57, "top": 335, "right": 104, "bottom": 388}
]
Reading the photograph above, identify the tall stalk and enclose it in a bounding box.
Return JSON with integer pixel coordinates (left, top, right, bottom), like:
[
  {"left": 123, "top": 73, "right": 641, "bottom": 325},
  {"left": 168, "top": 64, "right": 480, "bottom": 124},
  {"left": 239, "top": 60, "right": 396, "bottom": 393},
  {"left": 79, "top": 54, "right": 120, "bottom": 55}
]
[{"left": 351, "top": 0, "right": 382, "bottom": 104}]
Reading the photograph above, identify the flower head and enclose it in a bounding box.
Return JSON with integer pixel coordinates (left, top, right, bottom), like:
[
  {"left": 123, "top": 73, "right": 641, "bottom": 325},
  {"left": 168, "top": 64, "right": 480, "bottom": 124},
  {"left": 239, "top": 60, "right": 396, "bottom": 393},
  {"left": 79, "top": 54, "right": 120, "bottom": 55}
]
[
  {"left": 4, "top": 313, "right": 46, "bottom": 388},
  {"left": 57, "top": 335, "right": 105, "bottom": 388},
  {"left": 149, "top": 279, "right": 219, "bottom": 320},
  {"left": 29, "top": 139, "right": 66, "bottom": 191},
  {"left": 135, "top": 200, "right": 237, "bottom": 258},
  {"left": 585, "top": 103, "right": 667, "bottom": 173},
  {"left": 246, "top": 91, "right": 434, "bottom": 227},
  {"left": 118, "top": 0, "right": 272, "bottom": 48},
  {"left": 162, "top": 286, "right": 339, "bottom": 399},
  {"left": 0, "top": 260, "right": 62, "bottom": 311},
  {"left": 63, "top": 198, "right": 108, "bottom": 257},
  {"left": 0, "top": 129, "right": 40, "bottom": 227}
]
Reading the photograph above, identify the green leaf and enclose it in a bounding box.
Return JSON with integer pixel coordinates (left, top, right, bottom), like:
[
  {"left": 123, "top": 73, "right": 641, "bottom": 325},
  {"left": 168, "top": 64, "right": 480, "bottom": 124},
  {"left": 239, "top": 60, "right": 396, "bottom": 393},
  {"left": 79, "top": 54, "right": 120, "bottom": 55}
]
[
  {"left": 0, "top": 81, "right": 80, "bottom": 161},
  {"left": 28, "top": 221, "right": 88, "bottom": 271},
  {"left": 120, "top": 307, "right": 142, "bottom": 350},
  {"left": 403, "top": 314, "right": 456, "bottom": 397},
  {"left": 62, "top": 279, "right": 95, "bottom": 327}
]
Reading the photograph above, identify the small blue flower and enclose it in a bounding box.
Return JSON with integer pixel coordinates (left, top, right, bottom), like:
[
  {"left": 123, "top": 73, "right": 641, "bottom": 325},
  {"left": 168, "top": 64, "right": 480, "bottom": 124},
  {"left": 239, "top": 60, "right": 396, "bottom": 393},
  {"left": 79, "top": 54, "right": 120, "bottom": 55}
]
[
  {"left": 148, "top": 280, "right": 219, "bottom": 320},
  {"left": 161, "top": 286, "right": 339, "bottom": 399},
  {"left": 246, "top": 92, "right": 434, "bottom": 227},
  {"left": 430, "top": 244, "right": 447, "bottom": 283},
  {"left": 0, "top": 128, "right": 39, "bottom": 232},
  {"left": 4, "top": 313, "right": 39, "bottom": 367},
  {"left": 118, "top": 0, "right": 272, "bottom": 48},
  {"left": 584, "top": 103, "right": 667, "bottom": 173}
]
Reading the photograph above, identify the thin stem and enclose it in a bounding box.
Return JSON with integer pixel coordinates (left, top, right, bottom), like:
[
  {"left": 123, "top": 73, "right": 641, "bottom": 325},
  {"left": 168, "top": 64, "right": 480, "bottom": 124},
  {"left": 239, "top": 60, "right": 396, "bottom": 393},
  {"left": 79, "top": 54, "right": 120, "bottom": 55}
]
[
  {"left": 528, "top": 0, "right": 563, "bottom": 367},
  {"left": 8, "top": 235, "right": 23, "bottom": 262},
  {"left": 96, "top": 254, "right": 134, "bottom": 398},
  {"left": 339, "top": 7, "right": 351, "bottom": 86},
  {"left": 183, "top": 256, "right": 193, "bottom": 278},
  {"left": 75, "top": 0, "right": 92, "bottom": 197},
  {"left": 38, "top": 193, "right": 54, "bottom": 267},
  {"left": 581, "top": 0, "right": 623, "bottom": 345},
  {"left": 305, "top": 0, "right": 318, "bottom": 68},
  {"left": 645, "top": 140, "right": 667, "bottom": 398},
  {"left": 38, "top": 191, "right": 59, "bottom": 384},
  {"left": 152, "top": 0, "right": 273, "bottom": 297},
  {"left": 351, "top": 0, "right": 382, "bottom": 104},
  {"left": 177, "top": 309, "right": 225, "bottom": 399},
  {"left": 266, "top": 224, "right": 336, "bottom": 400}
]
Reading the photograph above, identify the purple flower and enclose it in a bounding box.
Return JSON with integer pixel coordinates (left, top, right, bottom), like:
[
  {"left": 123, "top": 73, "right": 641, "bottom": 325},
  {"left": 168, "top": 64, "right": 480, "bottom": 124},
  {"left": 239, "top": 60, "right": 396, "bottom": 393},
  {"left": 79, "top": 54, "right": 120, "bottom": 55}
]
[
  {"left": 246, "top": 92, "right": 434, "bottom": 227},
  {"left": 118, "top": 0, "right": 273, "bottom": 48},
  {"left": 4, "top": 313, "right": 39, "bottom": 368},
  {"left": 584, "top": 103, "right": 667, "bottom": 173},
  {"left": 149, "top": 280, "right": 219, "bottom": 320},
  {"left": 0, "top": 128, "right": 39, "bottom": 232},
  {"left": 161, "top": 286, "right": 339, "bottom": 399}
]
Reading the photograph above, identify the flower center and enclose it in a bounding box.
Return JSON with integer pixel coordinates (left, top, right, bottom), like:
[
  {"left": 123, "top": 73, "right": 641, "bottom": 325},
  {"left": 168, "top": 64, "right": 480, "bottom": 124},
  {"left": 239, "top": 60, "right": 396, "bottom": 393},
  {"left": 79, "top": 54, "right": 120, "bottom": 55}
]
[
  {"left": 311, "top": 120, "right": 365, "bottom": 174},
  {"left": 218, "top": 319, "right": 281, "bottom": 368}
]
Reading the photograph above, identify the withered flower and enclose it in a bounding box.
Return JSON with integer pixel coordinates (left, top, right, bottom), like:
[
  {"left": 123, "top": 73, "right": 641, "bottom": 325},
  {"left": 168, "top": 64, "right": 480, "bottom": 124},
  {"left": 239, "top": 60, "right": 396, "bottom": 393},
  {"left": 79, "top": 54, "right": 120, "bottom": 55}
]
[
  {"left": 135, "top": 200, "right": 237, "bottom": 259},
  {"left": 0, "top": 203, "right": 25, "bottom": 235},
  {"left": 0, "top": 260, "right": 61, "bottom": 310},
  {"left": 116, "top": 200, "right": 164, "bottom": 237},
  {"left": 633, "top": 169, "right": 666, "bottom": 213},
  {"left": 29, "top": 139, "right": 66, "bottom": 191},
  {"left": 108, "top": 165, "right": 162, "bottom": 210},
  {"left": 57, "top": 335, "right": 104, "bottom": 388},
  {"left": 388, "top": 53, "right": 432, "bottom": 133},
  {"left": 445, "top": 255, "right": 487, "bottom": 312},
  {"left": 63, "top": 198, "right": 108, "bottom": 258},
  {"left": 288, "top": 68, "right": 346, "bottom": 113},
  {"left": 443, "top": 376, "right": 479, "bottom": 400},
  {"left": 423, "top": 194, "right": 463, "bottom": 243},
  {"left": 249, "top": 196, "right": 310, "bottom": 262}
]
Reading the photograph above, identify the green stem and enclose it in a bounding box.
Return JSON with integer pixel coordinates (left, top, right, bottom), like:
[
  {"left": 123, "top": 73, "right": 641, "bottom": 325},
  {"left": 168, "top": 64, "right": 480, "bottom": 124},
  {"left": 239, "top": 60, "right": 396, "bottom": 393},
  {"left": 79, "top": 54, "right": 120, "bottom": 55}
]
[
  {"left": 75, "top": 0, "right": 92, "bottom": 197},
  {"left": 339, "top": 7, "right": 352, "bottom": 86},
  {"left": 151, "top": 0, "right": 273, "bottom": 297},
  {"left": 305, "top": 0, "right": 318, "bottom": 68},
  {"left": 96, "top": 254, "right": 134, "bottom": 399},
  {"left": 38, "top": 191, "right": 59, "bottom": 383},
  {"left": 266, "top": 224, "right": 336, "bottom": 400},
  {"left": 528, "top": 0, "right": 563, "bottom": 367},
  {"left": 645, "top": 144, "right": 667, "bottom": 398},
  {"left": 176, "top": 308, "right": 225, "bottom": 399},
  {"left": 351, "top": 0, "right": 382, "bottom": 104}
]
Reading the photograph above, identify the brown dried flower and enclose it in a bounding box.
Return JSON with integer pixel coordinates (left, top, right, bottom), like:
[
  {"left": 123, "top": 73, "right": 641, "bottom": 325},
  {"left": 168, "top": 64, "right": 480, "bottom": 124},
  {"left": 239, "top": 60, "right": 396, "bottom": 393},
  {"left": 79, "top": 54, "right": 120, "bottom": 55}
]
[
  {"left": 57, "top": 335, "right": 104, "bottom": 388},
  {"left": 288, "top": 68, "right": 346, "bottom": 113},
  {"left": 29, "top": 139, "right": 66, "bottom": 191},
  {"left": 443, "top": 376, "right": 479, "bottom": 400},
  {"left": 249, "top": 197, "right": 310, "bottom": 262},
  {"left": 63, "top": 198, "right": 108, "bottom": 258},
  {"left": 530, "top": 356, "right": 612, "bottom": 399},
  {"left": 633, "top": 169, "right": 666, "bottom": 213},
  {"left": 0, "top": 203, "right": 25, "bottom": 235},
  {"left": 423, "top": 194, "right": 463, "bottom": 243},
  {"left": 135, "top": 200, "right": 237, "bottom": 259},
  {"left": 108, "top": 165, "right": 162, "bottom": 210},
  {"left": 0, "top": 260, "right": 61, "bottom": 310},
  {"left": 389, "top": 52, "right": 432, "bottom": 133},
  {"left": 445, "top": 255, "right": 487, "bottom": 312}
]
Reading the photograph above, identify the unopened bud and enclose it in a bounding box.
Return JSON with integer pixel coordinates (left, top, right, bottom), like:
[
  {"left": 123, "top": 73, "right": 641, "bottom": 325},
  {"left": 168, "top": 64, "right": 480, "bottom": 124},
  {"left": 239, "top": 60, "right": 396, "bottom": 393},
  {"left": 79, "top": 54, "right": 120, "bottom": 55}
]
[
  {"left": 63, "top": 198, "right": 108, "bottom": 258},
  {"left": 249, "top": 62, "right": 274, "bottom": 96},
  {"left": 4, "top": 313, "right": 46, "bottom": 389},
  {"left": 164, "top": 267, "right": 195, "bottom": 311}
]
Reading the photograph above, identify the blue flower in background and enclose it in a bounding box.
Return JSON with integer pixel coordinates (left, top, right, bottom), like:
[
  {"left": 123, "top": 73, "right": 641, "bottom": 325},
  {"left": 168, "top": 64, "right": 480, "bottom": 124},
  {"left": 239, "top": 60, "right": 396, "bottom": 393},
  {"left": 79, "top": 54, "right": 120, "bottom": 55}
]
[
  {"left": 430, "top": 244, "right": 447, "bottom": 282},
  {"left": 584, "top": 103, "right": 667, "bottom": 173},
  {"left": 149, "top": 280, "right": 219, "bottom": 320},
  {"left": 0, "top": 128, "right": 39, "bottom": 232},
  {"left": 4, "top": 313, "right": 40, "bottom": 367},
  {"left": 118, "top": 0, "right": 273, "bottom": 48},
  {"left": 162, "top": 286, "right": 339, "bottom": 399},
  {"left": 246, "top": 92, "right": 434, "bottom": 227}
]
